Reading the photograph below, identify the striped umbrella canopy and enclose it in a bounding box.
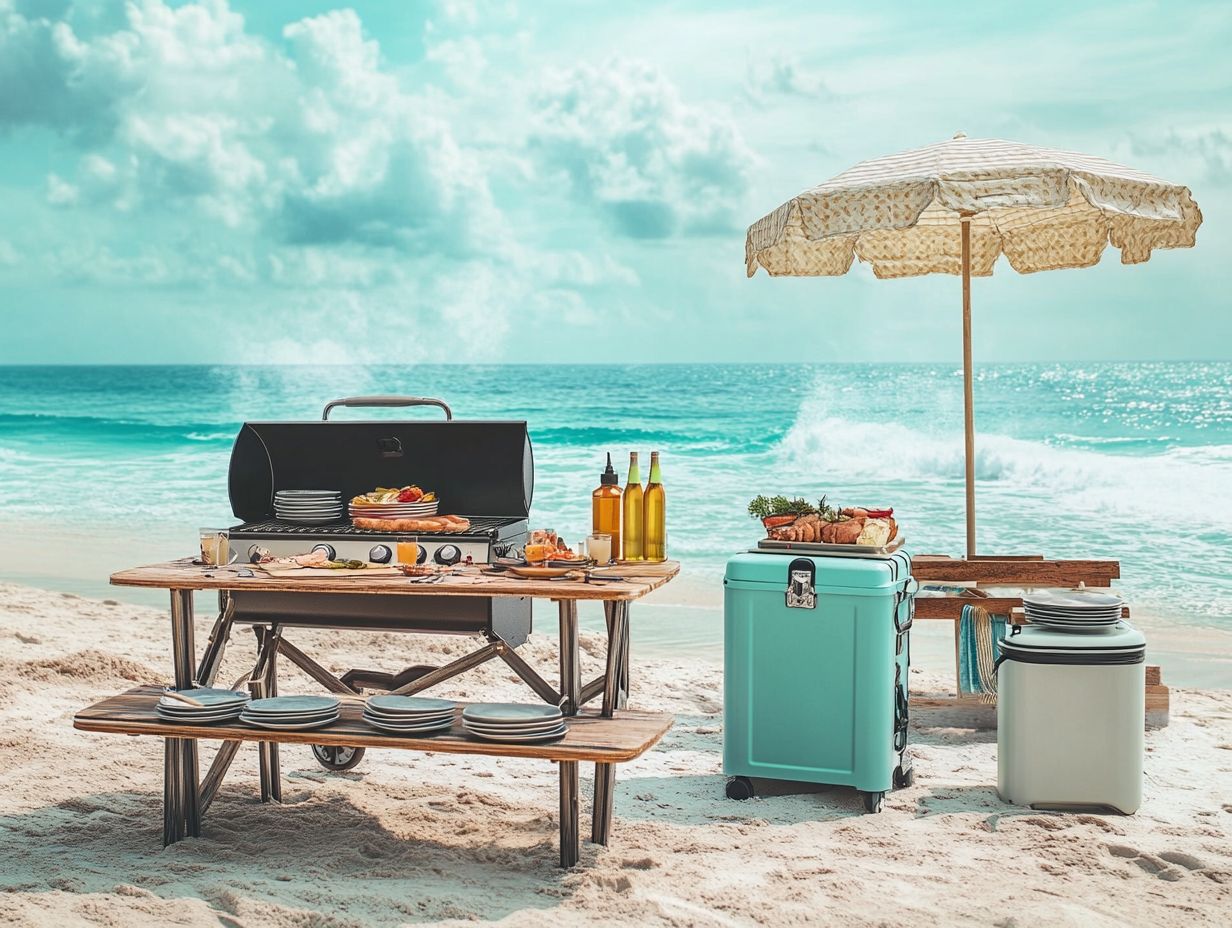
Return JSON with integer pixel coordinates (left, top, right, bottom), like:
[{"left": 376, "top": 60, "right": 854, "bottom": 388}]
[{"left": 746, "top": 133, "right": 1202, "bottom": 556}]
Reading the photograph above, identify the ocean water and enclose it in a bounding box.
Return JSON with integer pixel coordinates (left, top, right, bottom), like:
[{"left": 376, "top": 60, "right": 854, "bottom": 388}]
[{"left": 1, "top": 362, "right": 1230, "bottom": 650}]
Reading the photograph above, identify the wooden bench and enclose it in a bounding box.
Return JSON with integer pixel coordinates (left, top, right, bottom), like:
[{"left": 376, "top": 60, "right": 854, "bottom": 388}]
[
  {"left": 909, "top": 555, "right": 1169, "bottom": 725},
  {"left": 75, "top": 686, "right": 673, "bottom": 867}
]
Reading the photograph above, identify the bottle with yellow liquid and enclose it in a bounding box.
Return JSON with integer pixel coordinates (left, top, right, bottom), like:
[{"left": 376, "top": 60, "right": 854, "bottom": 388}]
[
  {"left": 591, "top": 453, "right": 621, "bottom": 563},
  {"left": 622, "top": 452, "right": 644, "bottom": 561},
  {"left": 643, "top": 451, "right": 666, "bottom": 561}
]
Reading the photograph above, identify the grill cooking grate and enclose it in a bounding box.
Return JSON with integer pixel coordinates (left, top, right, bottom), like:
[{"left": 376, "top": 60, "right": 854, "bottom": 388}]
[{"left": 232, "top": 517, "right": 516, "bottom": 538}]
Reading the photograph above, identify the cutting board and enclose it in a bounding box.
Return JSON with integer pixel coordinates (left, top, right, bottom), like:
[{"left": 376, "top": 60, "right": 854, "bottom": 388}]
[{"left": 258, "top": 564, "right": 403, "bottom": 579}]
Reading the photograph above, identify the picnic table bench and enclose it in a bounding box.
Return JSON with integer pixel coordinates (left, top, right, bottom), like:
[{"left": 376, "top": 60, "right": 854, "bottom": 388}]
[
  {"left": 909, "top": 554, "right": 1169, "bottom": 724},
  {"left": 74, "top": 559, "right": 681, "bottom": 867},
  {"left": 75, "top": 687, "right": 672, "bottom": 866}
]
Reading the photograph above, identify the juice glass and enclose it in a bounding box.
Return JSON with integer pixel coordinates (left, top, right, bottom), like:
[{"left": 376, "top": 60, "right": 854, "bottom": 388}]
[
  {"left": 199, "top": 528, "right": 234, "bottom": 566},
  {"left": 396, "top": 537, "right": 420, "bottom": 565},
  {"left": 585, "top": 533, "right": 612, "bottom": 564}
]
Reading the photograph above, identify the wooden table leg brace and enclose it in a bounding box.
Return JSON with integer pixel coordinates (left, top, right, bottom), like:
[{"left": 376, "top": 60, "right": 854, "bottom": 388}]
[{"left": 153, "top": 589, "right": 640, "bottom": 865}]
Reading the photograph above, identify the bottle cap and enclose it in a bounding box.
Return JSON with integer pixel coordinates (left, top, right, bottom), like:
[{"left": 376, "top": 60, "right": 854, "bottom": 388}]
[{"left": 600, "top": 452, "right": 618, "bottom": 486}]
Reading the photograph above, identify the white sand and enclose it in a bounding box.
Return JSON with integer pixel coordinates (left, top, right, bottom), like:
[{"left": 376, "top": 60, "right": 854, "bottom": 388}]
[{"left": 1, "top": 582, "right": 1229, "bottom": 927}]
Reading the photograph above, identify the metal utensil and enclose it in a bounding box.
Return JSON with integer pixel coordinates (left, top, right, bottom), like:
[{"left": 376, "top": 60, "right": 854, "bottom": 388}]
[{"left": 162, "top": 689, "right": 206, "bottom": 708}]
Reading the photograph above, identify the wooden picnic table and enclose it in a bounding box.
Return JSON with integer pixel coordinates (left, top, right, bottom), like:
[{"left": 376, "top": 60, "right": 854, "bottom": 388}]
[{"left": 81, "top": 558, "right": 681, "bottom": 867}]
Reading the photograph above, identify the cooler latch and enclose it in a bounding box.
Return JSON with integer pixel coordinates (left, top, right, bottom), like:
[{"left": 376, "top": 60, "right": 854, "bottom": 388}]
[{"left": 785, "top": 558, "right": 817, "bottom": 610}]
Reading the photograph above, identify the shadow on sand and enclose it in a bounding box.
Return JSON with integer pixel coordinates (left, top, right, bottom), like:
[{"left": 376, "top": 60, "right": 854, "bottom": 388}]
[{"left": 0, "top": 785, "right": 574, "bottom": 925}]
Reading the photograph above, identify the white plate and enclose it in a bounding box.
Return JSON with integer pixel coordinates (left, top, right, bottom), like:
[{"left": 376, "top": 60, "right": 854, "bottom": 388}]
[
  {"left": 464, "top": 723, "right": 568, "bottom": 743},
  {"left": 462, "top": 703, "right": 563, "bottom": 725},
  {"left": 1023, "top": 589, "right": 1123, "bottom": 609},
  {"left": 245, "top": 696, "right": 340, "bottom": 714},
  {"left": 463, "top": 720, "right": 569, "bottom": 735},
  {"left": 366, "top": 695, "right": 455, "bottom": 713},
  {"left": 157, "top": 703, "right": 248, "bottom": 716},
  {"left": 240, "top": 713, "right": 340, "bottom": 730},
  {"left": 158, "top": 687, "right": 250, "bottom": 708},
  {"left": 361, "top": 709, "right": 455, "bottom": 725},
  {"left": 156, "top": 709, "right": 246, "bottom": 723},
  {"left": 276, "top": 504, "right": 345, "bottom": 512},
  {"left": 363, "top": 716, "right": 454, "bottom": 734},
  {"left": 275, "top": 490, "right": 341, "bottom": 498}
]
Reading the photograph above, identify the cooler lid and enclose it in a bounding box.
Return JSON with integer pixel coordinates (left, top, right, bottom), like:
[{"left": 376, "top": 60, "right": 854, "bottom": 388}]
[
  {"left": 724, "top": 550, "right": 909, "bottom": 591},
  {"left": 998, "top": 622, "right": 1146, "bottom": 665}
]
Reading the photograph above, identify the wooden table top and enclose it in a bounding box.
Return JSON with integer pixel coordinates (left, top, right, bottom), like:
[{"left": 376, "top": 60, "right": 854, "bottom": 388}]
[
  {"left": 76, "top": 687, "right": 674, "bottom": 764},
  {"left": 111, "top": 558, "right": 680, "bottom": 602}
]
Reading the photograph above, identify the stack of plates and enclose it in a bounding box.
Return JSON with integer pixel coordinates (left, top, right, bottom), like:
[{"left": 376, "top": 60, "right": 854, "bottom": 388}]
[
  {"left": 348, "top": 499, "right": 440, "bottom": 520},
  {"left": 275, "top": 490, "right": 343, "bottom": 523},
  {"left": 362, "top": 695, "right": 456, "bottom": 734},
  {"left": 157, "top": 687, "right": 250, "bottom": 723},
  {"left": 462, "top": 703, "right": 567, "bottom": 743},
  {"left": 1023, "top": 589, "right": 1124, "bottom": 630},
  {"left": 239, "top": 695, "right": 340, "bottom": 730}
]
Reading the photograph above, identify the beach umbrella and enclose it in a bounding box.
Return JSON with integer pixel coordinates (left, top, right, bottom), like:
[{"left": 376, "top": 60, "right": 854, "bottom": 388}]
[{"left": 745, "top": 133, "right": 1202, "bottom": 557}]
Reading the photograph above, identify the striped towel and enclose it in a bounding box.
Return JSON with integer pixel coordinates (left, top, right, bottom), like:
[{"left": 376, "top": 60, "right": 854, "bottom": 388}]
[{"left": 959, "top": 604, "right": 1007, "bottom": 704}]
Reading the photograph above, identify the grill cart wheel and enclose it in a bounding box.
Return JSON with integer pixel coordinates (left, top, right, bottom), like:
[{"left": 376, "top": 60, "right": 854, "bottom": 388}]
[
  {"left": 861, "top": 790, "right": 884, "bottom": 813},
  {"left": 725, "top": 776, "right": 755, "bottom": 801},
  {"left": 893, "top": 764, "right": 915, "bottom": 789},
  {"left": 312, "top": 744, "right": 365, "bottom": 771}
]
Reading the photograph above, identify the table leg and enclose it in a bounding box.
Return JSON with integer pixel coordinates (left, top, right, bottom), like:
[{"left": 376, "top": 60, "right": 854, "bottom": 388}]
[
  {"left": 557, "top": 601, "right": 580, "bottom": 716},
  {"left": 591, "top": 601, "right": 629, "bottom": 845},
  {"left": 252, "top": 626, "right": 283, "bottom": 803},
  {"left": 559, "top": 760, "right": 579, "bottom": 868},
  {"left": 166, "top": 589, "right": 200, "bottom": 841}
]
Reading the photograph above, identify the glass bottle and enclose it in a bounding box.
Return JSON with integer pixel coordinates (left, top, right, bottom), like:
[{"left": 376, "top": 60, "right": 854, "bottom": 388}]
[
  {"left": 622, "top": 452, "right": 644, "bottom": 561},
  {"left": 591, "top": 453, "right": 621, "bottom": 562},
  {"left": 643, "top": 451, "right": 666, "bottom": 562}
]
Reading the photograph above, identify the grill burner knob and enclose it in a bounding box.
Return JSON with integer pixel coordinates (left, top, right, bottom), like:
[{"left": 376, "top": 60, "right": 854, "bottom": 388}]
[
  {"left": 417, "top": 546, "right": 428, "bottom": 565},
  {"left": 434, "top": 544, "right": 462, "bottom": 566},
  {"left": 368, "top": 544, "right": 392, "bottom": 564},
  {"left": 311, "top": 543, "right": 337, "bottom": 560}
]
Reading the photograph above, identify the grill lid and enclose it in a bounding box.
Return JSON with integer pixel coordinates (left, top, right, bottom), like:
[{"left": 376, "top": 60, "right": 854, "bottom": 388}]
[{"left": 229, "top": 418, "right": 533, "bottom": 523}]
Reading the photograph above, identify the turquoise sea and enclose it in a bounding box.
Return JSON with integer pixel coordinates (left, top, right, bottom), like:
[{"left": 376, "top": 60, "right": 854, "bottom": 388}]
[{"left": 1, "top": 363, "right": 1230, "bottom": 673}]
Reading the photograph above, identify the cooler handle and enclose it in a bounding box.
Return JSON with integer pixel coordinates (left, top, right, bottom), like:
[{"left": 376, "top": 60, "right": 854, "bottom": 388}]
[{"left": 322, "top": 395, "right": 453, "bottom": 421}]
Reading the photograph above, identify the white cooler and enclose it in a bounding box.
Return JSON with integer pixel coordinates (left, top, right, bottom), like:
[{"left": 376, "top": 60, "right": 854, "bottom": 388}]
[{"left": 997, "top": 623, "right": 1145, "bottom": 814}]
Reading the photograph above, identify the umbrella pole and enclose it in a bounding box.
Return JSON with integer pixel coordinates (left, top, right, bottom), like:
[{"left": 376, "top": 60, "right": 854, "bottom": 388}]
[{"left": 961, "top": 214, "right": 976, "bottom": 558}]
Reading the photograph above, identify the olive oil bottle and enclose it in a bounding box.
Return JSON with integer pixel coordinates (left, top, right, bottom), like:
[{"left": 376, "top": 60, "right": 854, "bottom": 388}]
[
  {"left": 591, "top": 453, "right": 621, "bottom": 561},
  {"left": 643, "top": 451, "right": 667, "bottom": 562},
  {"left": 622, "top": 452, "right": 644, "bottom": 561}
]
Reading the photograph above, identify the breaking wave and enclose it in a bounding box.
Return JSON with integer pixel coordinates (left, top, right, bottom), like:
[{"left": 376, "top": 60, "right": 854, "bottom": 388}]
[{"left": 778, "top": 413, "right": 1232, "bottom": 530}]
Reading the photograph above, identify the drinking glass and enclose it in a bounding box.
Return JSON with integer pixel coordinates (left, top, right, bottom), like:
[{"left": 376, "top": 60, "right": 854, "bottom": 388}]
[
  {"left": 396, "top": 537, "right": 420, "bottom": 566},
  {"left": 199, "top": 528, "right": 235, "bottom": 566},
  {"left": 586, "top": 532, "right": 612, "bottom": 564}
]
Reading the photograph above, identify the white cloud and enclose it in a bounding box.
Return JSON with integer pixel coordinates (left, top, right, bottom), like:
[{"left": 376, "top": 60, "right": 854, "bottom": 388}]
[
  {"left": 529, "top": 58, "right": 758, "bottom": 238},
  {"left": 1125, "top": 128, "right": 1232, "bottom": 187},
  {"left": 744, "top": 55, "right": 833, "bottom": 101},
  {"left": 45, "top": 172, "right": 79, "bottom": 205},
  {"left": 2, "top": 1, "right": 501, "bottom": 253}
]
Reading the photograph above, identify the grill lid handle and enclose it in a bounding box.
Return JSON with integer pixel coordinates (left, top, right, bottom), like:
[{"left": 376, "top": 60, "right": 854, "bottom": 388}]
[{"left": 321, "top": 395, "right": 453, "bottom": 421}]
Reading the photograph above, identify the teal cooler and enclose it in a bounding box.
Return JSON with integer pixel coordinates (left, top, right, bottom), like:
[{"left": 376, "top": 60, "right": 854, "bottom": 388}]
[{"left": 723, "top": 549, "right": 915, "bottom": 812}]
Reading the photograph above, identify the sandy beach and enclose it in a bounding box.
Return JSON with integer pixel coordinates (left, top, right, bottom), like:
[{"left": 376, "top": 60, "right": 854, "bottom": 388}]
[{"left": 2, "top": 581, "right": 1229, "bottom": 927}]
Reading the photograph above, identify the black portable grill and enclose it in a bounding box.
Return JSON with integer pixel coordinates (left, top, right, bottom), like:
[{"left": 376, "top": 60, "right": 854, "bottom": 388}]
[{"left": 208, "top": 398, "right": 542, "bottom": 748}]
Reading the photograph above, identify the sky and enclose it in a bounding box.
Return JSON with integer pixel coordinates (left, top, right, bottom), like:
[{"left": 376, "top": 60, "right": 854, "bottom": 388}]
[{"left": 0, "top": 0, "right": 1228, "bottom": 364}]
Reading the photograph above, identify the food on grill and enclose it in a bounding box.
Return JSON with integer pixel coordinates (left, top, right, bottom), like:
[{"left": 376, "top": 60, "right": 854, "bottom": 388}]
[
  {"left": 351, "top": 486, "right": 437, "bottom": 505},
  {"left": 351, "top": 515, "right": 471, "bottom": 533},
  {"left": 751, "top": 494, "right": 898, "bottom": 546}
]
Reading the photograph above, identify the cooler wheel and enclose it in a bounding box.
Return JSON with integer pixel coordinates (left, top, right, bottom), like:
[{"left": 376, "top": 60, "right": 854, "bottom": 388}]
[
  {"left": 312, "top": 744, "right": 365, "bottom": 772},
  {"left": 893, "top": 765, "right": 915, "bottom": 789},
  {"left": 861, "top": 790, "right": 884, "bottom": 813},
  {"left": 725, "top": 776, "right": 755, "bottom": 801}
]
